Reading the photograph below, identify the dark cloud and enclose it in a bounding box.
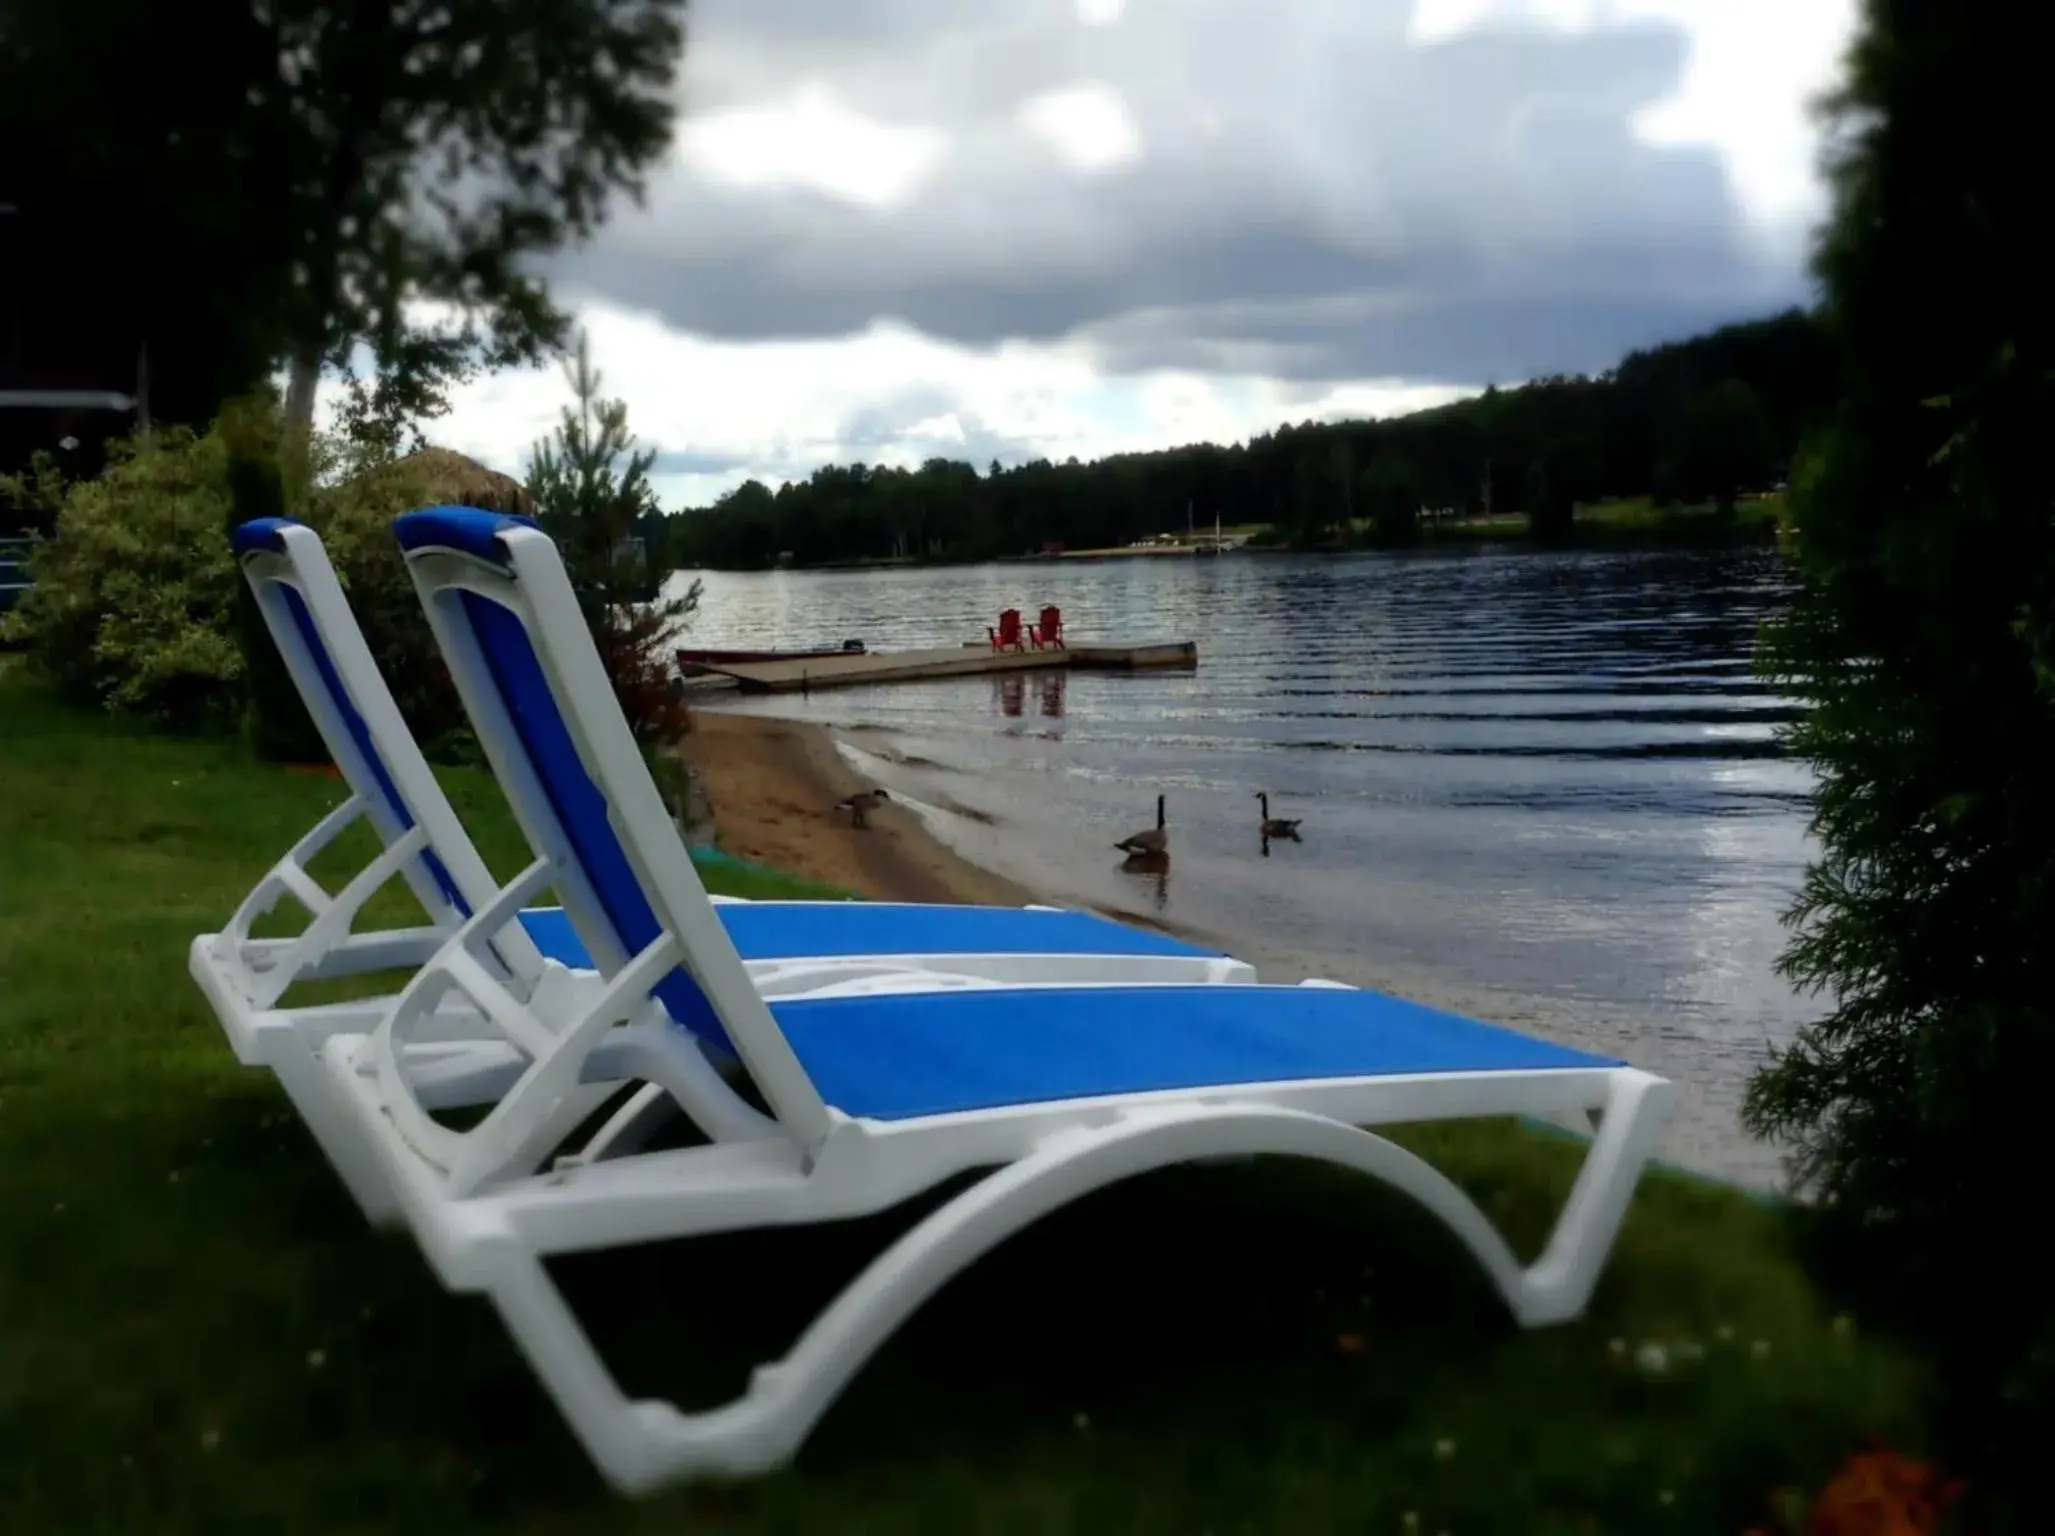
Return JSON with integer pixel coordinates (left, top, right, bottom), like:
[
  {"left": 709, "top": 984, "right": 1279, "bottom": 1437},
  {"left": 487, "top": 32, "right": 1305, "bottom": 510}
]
[
  {"left": 563, "top": 0, "right": 1811, "bottom": 383},
  {"left": 646, "top": 447, "right": 756, "bottom": 477}
]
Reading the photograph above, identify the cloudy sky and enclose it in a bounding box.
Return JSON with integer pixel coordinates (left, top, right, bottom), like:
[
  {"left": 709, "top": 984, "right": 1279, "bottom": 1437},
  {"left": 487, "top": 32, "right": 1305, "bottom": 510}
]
[{"left": 415, "top": 0, "right": 1855, "bottom": 510}]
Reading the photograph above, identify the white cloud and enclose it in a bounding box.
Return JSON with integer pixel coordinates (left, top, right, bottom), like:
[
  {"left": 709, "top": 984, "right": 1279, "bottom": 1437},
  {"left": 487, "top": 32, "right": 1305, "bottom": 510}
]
[
  {"left": 1409, "top": 0, "right": 1856, "bottom": 242},
  {"left": 1620, "top": 0, "right": 1855, "bottom": 237},
  {"left": 1017, "top": 83, "right": 1143, "bottom": 175},
  {"left": 678, "top": 81, "right": 949, "bottom": 208},
  {"left": 1076, "top": 0, "right": 1127, "bottom": 24}
]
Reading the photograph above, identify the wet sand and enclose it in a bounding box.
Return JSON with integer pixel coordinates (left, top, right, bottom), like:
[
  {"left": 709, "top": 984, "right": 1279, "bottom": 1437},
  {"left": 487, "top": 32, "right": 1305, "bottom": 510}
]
[{"left": 673, "top": 709, "right": 1036, "bottom": 906}]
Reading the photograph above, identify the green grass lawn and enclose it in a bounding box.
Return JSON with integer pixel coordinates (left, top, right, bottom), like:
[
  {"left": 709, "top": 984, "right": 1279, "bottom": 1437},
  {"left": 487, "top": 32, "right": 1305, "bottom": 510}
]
[
  {"left": 1571, "top": 493, "right": 1787, "bottom": 538},
  {"left": 0, "top": 666, "right": 1926, "bottom": 1533},
  {"left": 1242, "top": 492, "right": 1788, "bottom": 552},
  {"left": 1408, "top": 495, "right": 1786, "bottom": 548}
]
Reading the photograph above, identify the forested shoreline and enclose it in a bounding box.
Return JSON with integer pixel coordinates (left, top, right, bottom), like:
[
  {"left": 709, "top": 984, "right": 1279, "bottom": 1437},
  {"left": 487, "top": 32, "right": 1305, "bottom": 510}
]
[{"left": 667, "top": 308, "right": 1830, "bottom": 569}]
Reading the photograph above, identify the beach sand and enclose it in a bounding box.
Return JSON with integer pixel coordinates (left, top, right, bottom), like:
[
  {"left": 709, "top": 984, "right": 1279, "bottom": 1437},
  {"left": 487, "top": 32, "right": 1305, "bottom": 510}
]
[{"left": 673, "top": 709, "right": 1037, "bottom": 906}]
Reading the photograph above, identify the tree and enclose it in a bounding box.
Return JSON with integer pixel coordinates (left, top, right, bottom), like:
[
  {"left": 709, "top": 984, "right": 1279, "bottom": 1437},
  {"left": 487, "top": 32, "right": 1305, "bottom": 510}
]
[
  {"left": 1523, "top": 456, "right": 1567, "bottom": 539},
  {"left": 263, "top": 0, "right": 688, "bottom": 436},
  {"left": 1, "top": 0, "right": 686, "bottom": 461},
  {"left": 1358, "top": 452, "right": 1423, "bottom": 544},
  {"left": 526, "top": 334, "right": 698, "bottom": 752},
  {"left": 0, "top": 0, "right": 301, "bottom": 448},
  {"left": 1283, "top": 436, "right": 1354, "bottom": 546},
  {"left": 220, "top": 397, "right": 325, "bottom": 763},
  {"left": 1745, "top": 4, "right": 2053, "bottom": 1524},
  {"left": 1524, "top": 435, "right": 1602, "bottom": 541},
  {"left": 330, "top": 356, "right": 450, "bottom": 462},
  {"left": 1678, "top": 378, "right": 1777, "bottom": 514}
]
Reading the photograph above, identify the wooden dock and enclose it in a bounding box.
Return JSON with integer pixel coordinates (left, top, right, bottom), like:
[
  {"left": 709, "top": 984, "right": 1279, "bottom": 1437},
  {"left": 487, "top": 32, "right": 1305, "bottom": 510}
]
[{"left": 689, "top": 639, "right": 1198, "bottom": 694}]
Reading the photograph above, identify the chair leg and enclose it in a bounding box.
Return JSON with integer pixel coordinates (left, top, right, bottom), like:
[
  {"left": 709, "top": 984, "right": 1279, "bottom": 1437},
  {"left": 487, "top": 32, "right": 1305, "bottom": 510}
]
[
  {"left": 1515, "top": 1069, "right": 1675, "bottom": 1324},
  {"left": 250, "top": 994, "right": 555, "bottom": 1227},
  {"left": 454, "top": 1090, "right": 1670, "bottom": 1494},
  {"left": 264, "top": 1041, "right": 405, "bottom": 1224}
]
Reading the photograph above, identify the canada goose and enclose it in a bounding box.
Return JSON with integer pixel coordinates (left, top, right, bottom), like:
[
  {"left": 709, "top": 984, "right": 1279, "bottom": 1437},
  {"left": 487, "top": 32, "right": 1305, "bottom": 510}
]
[
  {"left": 1115, "top": 794, "right": 1169, "bottom": 856},
  {"left": 1256, "top": 792, "right": 1303, "bottom": 841},
  {"left": 835, "top": 787, "right": 891, "bottom": 829}
]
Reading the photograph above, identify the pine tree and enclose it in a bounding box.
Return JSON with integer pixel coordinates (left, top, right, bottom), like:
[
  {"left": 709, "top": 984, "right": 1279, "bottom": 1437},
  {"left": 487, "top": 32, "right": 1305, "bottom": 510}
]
[
  {"left": 526, "top": 334, "right": 699, "bottom": 751},
  {"left": 1746, "top": 4, "right": 2053, "bottom": 1522},
  {"left": 1678, "top": 379, "right": 1776, "bottom": 515},
  {"left": 1359, "top": 452, "right": 1423, "bottom": 545}
]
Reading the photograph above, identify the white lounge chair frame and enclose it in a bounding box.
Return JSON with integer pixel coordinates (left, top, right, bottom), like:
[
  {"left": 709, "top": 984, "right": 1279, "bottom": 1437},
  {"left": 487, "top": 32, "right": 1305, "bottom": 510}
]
[
  {"left": 191, "top": 519, "right": 1251, "bottom": 1220},
  {"left": 301, "top": 510, "right": 1676, "bottom": 1493}
]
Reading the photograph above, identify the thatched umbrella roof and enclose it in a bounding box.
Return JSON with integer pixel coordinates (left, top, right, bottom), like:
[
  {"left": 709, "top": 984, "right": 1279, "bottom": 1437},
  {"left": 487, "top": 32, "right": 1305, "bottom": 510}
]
[{"left": 397, "top": 446, "right": 534, "bottom": 516}]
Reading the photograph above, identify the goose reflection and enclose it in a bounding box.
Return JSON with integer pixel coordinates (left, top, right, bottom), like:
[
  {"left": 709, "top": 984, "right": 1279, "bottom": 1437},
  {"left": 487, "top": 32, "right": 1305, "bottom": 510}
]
[{"left": 1118, "top": 849, "right": 1170, "bottom": 911}]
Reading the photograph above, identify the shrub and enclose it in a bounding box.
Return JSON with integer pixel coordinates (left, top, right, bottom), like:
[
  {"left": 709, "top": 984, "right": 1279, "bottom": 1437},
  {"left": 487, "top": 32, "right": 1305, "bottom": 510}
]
[
  {"left": 1745, "top": 2, "right": 2054, "bottom": 1525},
  {"left": 1, "top": 403, "right": 488, "bottom": 758},
  {"left": 0, "top": 450, "right": 64, "bottom": 539},
  {"left": 1, "top": 428, "right": 245, "bottom": 730}
]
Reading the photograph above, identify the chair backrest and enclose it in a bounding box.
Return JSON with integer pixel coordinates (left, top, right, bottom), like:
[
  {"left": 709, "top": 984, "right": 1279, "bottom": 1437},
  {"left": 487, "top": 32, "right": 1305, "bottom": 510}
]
[
  {"left": 1038, "top": 605, "right": 1062, "bottom": 637},
  {"left": 995, "top": 608, "right": 1021, "bottom": 643},
  {"left": 230, "top": 517, "right": 543, "bottom": 976},
  {"left": 392, "top": 506, "right": 831, "bottom": 1150}
]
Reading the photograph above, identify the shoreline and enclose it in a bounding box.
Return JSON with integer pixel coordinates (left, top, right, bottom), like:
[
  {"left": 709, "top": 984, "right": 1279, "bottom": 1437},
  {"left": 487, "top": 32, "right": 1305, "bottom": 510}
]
[
  {"left": 673, "top": 708, "right": 1040, "bottom": 907},
  {"left": 673, "top": 708, "right": 1218, "bottom": 947}
]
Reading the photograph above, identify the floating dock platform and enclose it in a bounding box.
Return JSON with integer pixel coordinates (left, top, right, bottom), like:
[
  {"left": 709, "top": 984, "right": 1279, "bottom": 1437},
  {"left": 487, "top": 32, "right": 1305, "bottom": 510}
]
[{"left": 688, "top": 639, "right": 1197, "bottom": 694}]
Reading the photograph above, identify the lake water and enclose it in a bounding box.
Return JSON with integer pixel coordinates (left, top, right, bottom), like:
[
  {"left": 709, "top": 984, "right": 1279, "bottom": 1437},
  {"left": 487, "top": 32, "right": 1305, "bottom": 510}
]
[{"left": 674, "top": 547, "right": 1811, "bottom": 1189}]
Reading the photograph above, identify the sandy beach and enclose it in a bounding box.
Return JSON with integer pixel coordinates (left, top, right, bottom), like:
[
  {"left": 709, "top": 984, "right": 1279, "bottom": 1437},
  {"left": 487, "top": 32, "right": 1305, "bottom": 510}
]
[{"left": 673, "top": 708, "right": 1038, "bottom": 906}]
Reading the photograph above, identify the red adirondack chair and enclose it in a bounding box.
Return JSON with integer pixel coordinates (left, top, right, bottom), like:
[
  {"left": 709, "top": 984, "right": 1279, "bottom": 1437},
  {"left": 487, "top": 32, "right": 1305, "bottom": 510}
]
[
  {"left": 1028, "top": 604, "right": 1065, "bottom": 650},
  {"left": 988, "top": 608, "right": 1024, "bottom": 652}
]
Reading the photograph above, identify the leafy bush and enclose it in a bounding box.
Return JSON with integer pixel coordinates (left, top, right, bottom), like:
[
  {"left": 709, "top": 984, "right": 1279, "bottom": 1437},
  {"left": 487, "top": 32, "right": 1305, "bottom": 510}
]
[
  {"left": 1, "top": 405, "right": 480, "bottom": 756},
  {"left": 1, "top": 427, "right": 245, "bottom": 730},
  {"left": 0, "top": 450, "right": 64, "bottom": 539}
]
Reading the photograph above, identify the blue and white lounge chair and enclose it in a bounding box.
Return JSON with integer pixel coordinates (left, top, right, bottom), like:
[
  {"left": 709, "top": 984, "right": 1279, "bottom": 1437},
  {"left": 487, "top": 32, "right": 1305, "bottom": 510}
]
[
  {"left": 191, "top": 517, "right": 1252, "bottom": 1217},
  {"left": 304, "top": 507, "right": 1675, "bottom": 1493}
]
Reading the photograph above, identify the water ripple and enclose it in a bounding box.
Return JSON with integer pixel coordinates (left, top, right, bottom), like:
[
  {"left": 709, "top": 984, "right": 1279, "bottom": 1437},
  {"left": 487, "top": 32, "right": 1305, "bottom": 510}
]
[{"left": 680, "top": 546, "right": 1811, "bottom": 1189}]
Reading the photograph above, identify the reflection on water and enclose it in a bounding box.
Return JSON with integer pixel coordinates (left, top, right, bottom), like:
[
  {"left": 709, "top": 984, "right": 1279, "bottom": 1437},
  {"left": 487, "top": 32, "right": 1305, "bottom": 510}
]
[
  {"left": 992, "top": 669, "right": 1070, "bottom": 723},
  {"left": 682, "top": 547, "right": 1808, "bottom": 1189},
  {"left": 1118, "top": 850, "right": 1171, "bottom": 912}
]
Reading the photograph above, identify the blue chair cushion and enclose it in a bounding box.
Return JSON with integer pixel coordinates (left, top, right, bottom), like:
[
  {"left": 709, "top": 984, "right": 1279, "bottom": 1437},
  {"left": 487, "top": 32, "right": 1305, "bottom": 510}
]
[
  {"left": 515, "top": 902, "right": 1220, "bottom": 967},
  {"left": 766, "top": 983, "right": 1621, "bottom": 1122},
  {"left": 455, "top": 589, "right": 729, "bottom": 1047}
]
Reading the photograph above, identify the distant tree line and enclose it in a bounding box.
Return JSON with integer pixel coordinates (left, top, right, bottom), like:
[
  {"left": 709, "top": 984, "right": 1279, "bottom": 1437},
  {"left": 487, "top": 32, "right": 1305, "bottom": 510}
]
[{"left": 667, "top": 310, "right": 1831, "bottom": 568}]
